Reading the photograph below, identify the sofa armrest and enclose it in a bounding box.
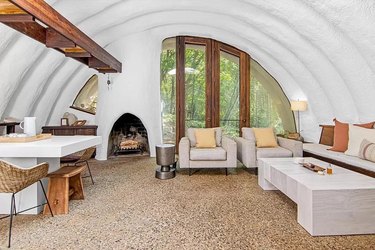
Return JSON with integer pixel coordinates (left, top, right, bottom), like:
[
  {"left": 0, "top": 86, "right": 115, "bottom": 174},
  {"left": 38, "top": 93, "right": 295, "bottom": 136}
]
[
  {"left": 277, "top": 137, "right": 303, "bottom": 157},
  {"left": 234, "top": 137, "right": 256, "bottom": 168},
  {"left": 178, "top": 137, "right": 190, "bottom": 168},
  {"left": 222, "top": 136, "right": 237, "bottom": 168}
]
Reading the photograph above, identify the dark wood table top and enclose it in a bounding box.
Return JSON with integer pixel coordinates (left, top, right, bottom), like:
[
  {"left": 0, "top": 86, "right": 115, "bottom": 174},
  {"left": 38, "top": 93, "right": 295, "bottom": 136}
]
[{"left": 0, "top": 122, "right": 20, "bottom": 126}]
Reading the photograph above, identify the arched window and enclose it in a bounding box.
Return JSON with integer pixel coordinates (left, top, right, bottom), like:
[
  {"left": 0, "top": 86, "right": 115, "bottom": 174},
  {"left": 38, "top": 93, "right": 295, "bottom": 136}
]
[
  {"left": 71, "top": 75, "right": 98, "bottom": 114},
  {"left": 160, "top": 37, "right": 295, "bottom": 144},
  {"left": 250, "top": 60, "right": 295, "bottom": 134}
]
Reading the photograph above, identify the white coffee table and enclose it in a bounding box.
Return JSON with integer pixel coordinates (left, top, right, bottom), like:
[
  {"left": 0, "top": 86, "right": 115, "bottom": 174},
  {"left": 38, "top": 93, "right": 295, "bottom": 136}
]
[{"left": 258, "top": 157, "right": 375, "bottom": 236}]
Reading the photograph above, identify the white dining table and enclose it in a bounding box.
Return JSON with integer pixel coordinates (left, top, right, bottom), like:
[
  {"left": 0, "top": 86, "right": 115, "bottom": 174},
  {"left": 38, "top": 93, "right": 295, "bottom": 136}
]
[{"left": 0, "top": 135, "right": 102, "bottom": 214}]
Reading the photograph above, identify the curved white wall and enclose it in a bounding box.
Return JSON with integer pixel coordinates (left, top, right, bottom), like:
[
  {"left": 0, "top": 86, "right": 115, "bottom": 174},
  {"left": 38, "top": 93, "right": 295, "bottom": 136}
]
[{"left": 1, "top": 0, "right": 375, "bottom": 159}]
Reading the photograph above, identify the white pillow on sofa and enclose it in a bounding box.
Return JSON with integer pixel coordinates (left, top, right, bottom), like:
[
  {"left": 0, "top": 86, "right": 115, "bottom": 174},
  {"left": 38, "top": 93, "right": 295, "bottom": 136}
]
[{"left": 345, "top": 125, "right": 375, "bottom": 156}]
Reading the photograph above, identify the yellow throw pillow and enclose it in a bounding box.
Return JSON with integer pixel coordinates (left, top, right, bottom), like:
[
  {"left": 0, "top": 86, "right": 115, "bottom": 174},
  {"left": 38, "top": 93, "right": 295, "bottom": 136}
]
[
  {"left": 195, "top": 128, "right": 216, "bottom": 148},
  {"left": 252, "top": 128, "right": 277, "bottom": 148}
]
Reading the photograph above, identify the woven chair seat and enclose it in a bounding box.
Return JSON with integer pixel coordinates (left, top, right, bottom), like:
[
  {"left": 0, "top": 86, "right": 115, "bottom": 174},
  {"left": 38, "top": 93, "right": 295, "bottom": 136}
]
[{"left": 0, "top": 160, "right": 49, "bottom": 193}]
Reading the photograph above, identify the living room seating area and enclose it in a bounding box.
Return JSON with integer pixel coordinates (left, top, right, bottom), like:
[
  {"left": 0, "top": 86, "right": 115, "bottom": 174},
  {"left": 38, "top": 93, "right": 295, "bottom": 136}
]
[
  {"left": 236, "top": 127, "right": 303, "bottom": 171},
  {"left": 179, "top": 127, "right": 237, "bottom": 175},
  {"left": 1, "top": 0, "right": 375, "bottom": 248}
]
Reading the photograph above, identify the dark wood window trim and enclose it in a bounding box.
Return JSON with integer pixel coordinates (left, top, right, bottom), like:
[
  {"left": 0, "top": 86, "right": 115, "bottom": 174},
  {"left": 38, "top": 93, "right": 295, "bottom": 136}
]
[
  {"left": 175, "top": 36, "right": 250, "bottom": 143},
  {"left": 176, "top": 36, "right": 185, "bottom": 142},
  {"left": 69, "top": 106, "right": 95, "bottom": 115}
]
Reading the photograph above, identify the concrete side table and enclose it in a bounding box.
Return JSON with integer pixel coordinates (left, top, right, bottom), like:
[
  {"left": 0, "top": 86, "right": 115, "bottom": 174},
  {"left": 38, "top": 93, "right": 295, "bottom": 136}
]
[{"left": 155, "top": 144, "right": 176, "bottom": 180}]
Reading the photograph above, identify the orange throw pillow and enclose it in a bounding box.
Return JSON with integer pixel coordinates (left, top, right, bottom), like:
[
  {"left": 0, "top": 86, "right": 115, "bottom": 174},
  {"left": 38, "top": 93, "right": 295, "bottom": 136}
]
[{"left": 330, "top": 119, "right": 375, "bottom": 152}]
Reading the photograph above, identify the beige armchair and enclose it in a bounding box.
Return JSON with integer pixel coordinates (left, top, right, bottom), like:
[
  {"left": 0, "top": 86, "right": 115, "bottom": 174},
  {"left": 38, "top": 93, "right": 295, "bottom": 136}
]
[
  {"left": 179, "top": 128, "right": 237, "bottom": 175},
  {"left": 235, "top": 127, "right": 303, "bottom": 172}
]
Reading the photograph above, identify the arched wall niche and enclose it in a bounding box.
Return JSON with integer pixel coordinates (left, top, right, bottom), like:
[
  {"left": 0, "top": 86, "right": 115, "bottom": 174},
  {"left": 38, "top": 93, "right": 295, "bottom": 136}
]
[{"left": 107, "top": 112, "right": 150, "bottom": 157}]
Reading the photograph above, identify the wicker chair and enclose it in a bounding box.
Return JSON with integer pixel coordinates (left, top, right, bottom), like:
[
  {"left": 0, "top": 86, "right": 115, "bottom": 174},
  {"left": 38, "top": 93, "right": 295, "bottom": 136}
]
[
  {"left": 60, "top": 147, "right": 95, "bottom": 184},
  {"left": 0, "top": 160, "right": 53, "bottom": 248}
]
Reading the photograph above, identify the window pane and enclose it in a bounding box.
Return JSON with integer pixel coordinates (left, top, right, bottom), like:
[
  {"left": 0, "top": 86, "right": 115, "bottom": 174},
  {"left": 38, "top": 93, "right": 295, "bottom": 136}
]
[
  {"left": 250, "top": 59, "right": 296, "bottom": 135},
  {"left": 71, "top": 75, "right": 98, "bottom": 114},
  {"left": 185, "top": 44, "right": 206, "bottom": 131},
  {"left": 160, "top": 38, "right": 177, "bottom": 144},
  {"left": 220, "top": 51, "right": 240, "bottom": 137}
]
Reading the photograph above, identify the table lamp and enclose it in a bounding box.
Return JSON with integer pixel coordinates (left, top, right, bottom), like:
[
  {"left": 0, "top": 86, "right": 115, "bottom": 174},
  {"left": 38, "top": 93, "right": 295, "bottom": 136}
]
[{"left": 291, "top": 100, "right": 307, "bottom": 135}]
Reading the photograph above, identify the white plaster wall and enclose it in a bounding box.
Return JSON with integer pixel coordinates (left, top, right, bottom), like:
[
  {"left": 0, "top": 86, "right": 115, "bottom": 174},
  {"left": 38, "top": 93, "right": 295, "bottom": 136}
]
[
  {"left": 0, "top": 0, "right": 374, "bottom": 159},
  {"left": 95, "top": 32, "right": 163, "bottom": 159}
]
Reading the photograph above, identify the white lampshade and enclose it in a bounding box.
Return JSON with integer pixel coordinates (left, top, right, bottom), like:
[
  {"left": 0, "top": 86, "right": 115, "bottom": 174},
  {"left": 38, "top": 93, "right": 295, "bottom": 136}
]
[{"left": 290, "top": 101, "right": 307, "bottom": 111}]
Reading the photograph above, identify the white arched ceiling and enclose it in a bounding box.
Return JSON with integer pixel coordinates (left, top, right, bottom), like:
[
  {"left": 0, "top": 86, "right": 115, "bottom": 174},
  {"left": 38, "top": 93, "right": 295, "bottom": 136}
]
[{"left": 1, "top": 0, "right": 375, "bottom": 157}]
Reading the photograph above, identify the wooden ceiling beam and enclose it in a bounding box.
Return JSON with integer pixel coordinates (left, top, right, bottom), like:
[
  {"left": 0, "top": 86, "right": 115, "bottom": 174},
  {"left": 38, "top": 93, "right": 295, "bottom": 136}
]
[
  {"left": 0, "top": 13, "right": 33, "bottom": 22},
  {"left": 88, "top": 57, "right": 108, "bottom": 68},
  {"left": 64, "top": 47, "right": 91, "bottom": 58},
  {"left": 0, "top": 0, "right": 25, "bottom": 14},
  {"left": 9, "top": 0, "right": 122, "bottom": 73},
  {"left": 98, "top": 68, "right": 119, "bottom": 74},
  {"left": 46, "top": 28, "right": 75, "bottom": 48},
  {"left": 65, "top": 51, "right": 91, "bottom": 58},
  {"left": 3, "top": 21, "right": 46, "bottom": 43}
]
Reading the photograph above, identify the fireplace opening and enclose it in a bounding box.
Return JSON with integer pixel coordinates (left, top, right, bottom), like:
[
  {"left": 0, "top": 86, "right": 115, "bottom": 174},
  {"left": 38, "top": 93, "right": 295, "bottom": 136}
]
[{"left": 108, "top": 113, "right": 149, "bottom": 157}]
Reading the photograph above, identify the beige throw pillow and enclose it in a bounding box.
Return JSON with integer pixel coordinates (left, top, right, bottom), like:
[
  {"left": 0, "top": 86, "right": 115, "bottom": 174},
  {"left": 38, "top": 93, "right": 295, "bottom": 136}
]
[
  {"left": 195, "top": 128, "right": 216, "bottom": 148},
  {"left": 252, "top": 128, "right": 278, "bottom": 148},
  {"left": 358, "top": 139, "right": 375, "bottom": 162},
  {"left": 188, "top": 127, "right": 222, "bottom": 147},
  {"left": 345, "top": 125, "right": 375, "bottom": 156}
]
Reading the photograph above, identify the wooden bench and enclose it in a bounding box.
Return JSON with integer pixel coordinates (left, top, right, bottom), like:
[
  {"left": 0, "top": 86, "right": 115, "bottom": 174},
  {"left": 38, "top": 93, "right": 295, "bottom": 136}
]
[{"left": 43, "top": 166, "right": 86, "bottom": 215}]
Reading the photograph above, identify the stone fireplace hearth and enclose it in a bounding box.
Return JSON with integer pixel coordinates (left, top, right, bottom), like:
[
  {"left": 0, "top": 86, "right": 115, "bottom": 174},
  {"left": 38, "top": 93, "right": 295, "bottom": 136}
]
[{"left": 108, "top": 113, "right": 149, "bottom": 157}]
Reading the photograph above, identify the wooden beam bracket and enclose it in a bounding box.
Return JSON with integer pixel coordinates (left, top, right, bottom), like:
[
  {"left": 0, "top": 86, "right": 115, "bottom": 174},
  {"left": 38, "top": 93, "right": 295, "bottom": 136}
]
[
  {"left": 0, "top": 13, "right": 33, "bottom": 22},
  {"left": 46, "top": 28, "right": 75, "bottom": 48}
]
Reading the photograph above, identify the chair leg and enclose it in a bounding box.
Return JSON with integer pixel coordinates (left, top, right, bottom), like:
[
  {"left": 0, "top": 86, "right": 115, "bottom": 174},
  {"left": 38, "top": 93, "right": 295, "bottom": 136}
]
[
  {"left": 225, "top": 168, "right": 228, "bottom": 176},
  {"left": 189, "top": 168, "right": 191, "bottom": 176},
  {"left": 39, "top": 180, "right": 53, "bottom": 217},
  {"left": 85, "top": 161, "right": 95, "bottom": 185},
  {"left": 8, "top": 193, "right": 15, "bottom": 248},
  {"left": 13, "top": 197, "right": 17, "bottom": 216}
]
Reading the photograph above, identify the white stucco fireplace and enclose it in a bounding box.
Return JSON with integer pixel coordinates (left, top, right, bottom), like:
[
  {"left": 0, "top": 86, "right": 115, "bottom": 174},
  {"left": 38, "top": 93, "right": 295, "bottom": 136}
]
[{"left": 108, "top": 113, "right": 149, "bottom": 157}]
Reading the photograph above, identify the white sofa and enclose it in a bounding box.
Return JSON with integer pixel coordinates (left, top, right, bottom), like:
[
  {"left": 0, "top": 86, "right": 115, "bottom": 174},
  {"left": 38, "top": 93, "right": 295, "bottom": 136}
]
[
  {"left": 303, "top": 143, "right": 375, "bottom": 177},
  {"left": 178, "top": 128, "right": 237, "bottom": 175},
  {"left": 235, "top": 128, "right": 303, "bottom": 170}
]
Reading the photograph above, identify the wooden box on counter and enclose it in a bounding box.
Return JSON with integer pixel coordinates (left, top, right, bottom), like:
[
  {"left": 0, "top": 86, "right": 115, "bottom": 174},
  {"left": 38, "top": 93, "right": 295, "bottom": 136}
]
[{"left": 42, "top": 125, "right": 98, "bottom": 136}]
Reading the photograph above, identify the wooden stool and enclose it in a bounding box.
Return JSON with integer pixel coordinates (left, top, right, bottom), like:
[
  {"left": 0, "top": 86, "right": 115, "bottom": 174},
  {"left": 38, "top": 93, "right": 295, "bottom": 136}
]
[{"left": 43, "top": 166, "right": 86, "bottom": 215}]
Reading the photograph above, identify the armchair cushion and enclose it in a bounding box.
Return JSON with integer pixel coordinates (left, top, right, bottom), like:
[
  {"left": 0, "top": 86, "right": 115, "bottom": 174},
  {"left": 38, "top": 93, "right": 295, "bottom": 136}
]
[
  {"left": 253, "top": 128, "right": 278, "bottom": 148},
  {"left": 236, "top": 127, "right": 303, "bottom": 168},
  {"left": 257, "top": 146, "right": 292, "bottom": 158},
  {"left": 190, "top": 147, "right": 227, "bottom": 161},
  {"left": 187, "top": 127, "right": 222, "bottom": 147},
  {"left": 195, "top": 128, "right": 216, "bottom": 148}
]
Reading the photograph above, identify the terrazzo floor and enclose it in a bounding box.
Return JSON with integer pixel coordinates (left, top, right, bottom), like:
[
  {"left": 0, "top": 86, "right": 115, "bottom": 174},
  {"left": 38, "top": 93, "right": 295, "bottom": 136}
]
[{"left": 1, "top": 157, "right": 375, "bottom": 249}]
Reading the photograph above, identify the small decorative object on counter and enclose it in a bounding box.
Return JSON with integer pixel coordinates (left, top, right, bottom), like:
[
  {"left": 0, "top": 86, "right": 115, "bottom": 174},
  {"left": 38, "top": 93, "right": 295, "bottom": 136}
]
[
  {"left": 60, "top": 118, "right": 69, "bottom": 126},
  {"left": 20, "top": 117, "right": 36, "bottom": 136},
  {"left": 327, "top": 164, "right": 333, "bottom": 175}
]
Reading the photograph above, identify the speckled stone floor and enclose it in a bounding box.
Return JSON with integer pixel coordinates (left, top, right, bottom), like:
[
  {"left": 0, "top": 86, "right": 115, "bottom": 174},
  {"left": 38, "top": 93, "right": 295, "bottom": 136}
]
[{"left": 1, "top": 157, "right": 375, "bottom": 249}]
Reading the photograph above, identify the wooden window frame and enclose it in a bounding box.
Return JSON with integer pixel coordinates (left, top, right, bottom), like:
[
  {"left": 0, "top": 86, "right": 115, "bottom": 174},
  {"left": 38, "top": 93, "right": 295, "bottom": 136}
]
[{"left": 175, "top": 36, "right": 250, "bottom": 144}]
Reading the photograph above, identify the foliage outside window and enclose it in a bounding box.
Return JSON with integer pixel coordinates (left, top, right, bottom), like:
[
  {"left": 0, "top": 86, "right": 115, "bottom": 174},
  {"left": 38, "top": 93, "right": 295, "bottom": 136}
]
[
  {"left": 71, "top": 75, "right": 98, "bottom": 115},
  {"left": 160, "top": 39, "right": 177, "bottom": 144},
  {"left": 220, "top": 51, "right": 240, "bottom": 137},
  {"left": 160, "top": 37, "right": 296, "bottom": 144},
  {"left": 250, "top": 60, "right": 296, "bottom": 134},
  {"left": 184, "top": 44, "right": 206, "bottom": 131}
]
